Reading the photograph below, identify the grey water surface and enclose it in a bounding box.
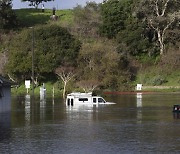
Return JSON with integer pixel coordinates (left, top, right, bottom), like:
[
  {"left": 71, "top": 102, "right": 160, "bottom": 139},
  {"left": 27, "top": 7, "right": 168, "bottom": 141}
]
[{"left": 0, "top": 93, "right": 180, "bottom": 153}]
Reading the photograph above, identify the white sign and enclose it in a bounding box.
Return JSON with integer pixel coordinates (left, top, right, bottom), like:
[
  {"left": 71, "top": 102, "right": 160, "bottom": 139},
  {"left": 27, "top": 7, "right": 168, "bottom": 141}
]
[
  {"left": 136, "top": 84, "right": 142, "bottom": 91},
  {"left": 25, "top": 80, "right": 31, "bottom": 89}
]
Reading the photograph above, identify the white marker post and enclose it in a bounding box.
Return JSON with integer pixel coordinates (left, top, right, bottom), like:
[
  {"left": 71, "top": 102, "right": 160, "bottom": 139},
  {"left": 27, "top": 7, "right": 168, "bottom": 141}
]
[
  {"left": 25, "top": 80, "right": 31, "bottom": 94},
  {"left": 136, "top": 84, "right": 142, "bottom": 91}
]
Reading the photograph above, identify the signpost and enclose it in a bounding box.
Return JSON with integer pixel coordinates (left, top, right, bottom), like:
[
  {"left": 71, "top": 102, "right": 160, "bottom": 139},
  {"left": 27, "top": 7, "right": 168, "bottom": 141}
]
[
  {"left": 25, "top": 80, "right": 31, "bottom": 94},
  {"left": 136, "top": 84, "right": 142, "bottom": 91}
]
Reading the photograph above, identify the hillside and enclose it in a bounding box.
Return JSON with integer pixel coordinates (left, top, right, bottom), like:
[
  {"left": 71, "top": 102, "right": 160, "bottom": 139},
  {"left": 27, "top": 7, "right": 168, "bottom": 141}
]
[
  {"left": 13, "top": 9, "right": 180, "bottom": 89},
  {"left": 3, "top": 6, "right": 180, "bottom": 94}
]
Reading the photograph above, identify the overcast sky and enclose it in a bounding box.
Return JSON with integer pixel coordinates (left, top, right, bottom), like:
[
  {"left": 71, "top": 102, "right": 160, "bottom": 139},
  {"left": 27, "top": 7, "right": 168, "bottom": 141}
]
[{"left": 12, "top": 0, "right": 104, "bottom": 9}]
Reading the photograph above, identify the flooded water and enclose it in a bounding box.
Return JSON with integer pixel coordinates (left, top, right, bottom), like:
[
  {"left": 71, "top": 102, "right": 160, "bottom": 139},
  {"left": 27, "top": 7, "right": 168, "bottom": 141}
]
[{"left": 0, "top": 93, "right": 180, "bottom": 153}]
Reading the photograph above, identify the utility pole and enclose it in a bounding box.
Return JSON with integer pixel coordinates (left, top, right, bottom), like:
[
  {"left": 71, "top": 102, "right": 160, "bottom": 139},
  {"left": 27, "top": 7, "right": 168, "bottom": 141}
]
[{"left": 32, "top": 27, "right": 35, "bottom": 96}]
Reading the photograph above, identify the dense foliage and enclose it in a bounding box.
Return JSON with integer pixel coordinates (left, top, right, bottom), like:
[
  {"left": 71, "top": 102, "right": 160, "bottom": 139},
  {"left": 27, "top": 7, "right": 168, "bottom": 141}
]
[
  {"left": 116, "top": 15, "right": 155, "bottom": 56},
  {"left": 137, "top": 0, "right": 180, "bottom": 55},
  {"left": 99, "top": 0, "right": 133, "bottom": 38},
  {"left": 72, "top": 2, "right": 101, "bottom": 38},
  {"left": 77, "top": 39, "right": 133, "bottom": 90},
  {"left": 6, "top": 25, "right": 81, "bottom": 82},
  {"left": 0, "top": 0, "right": 18, "bottom": 30},
  {"left": 100, "top": 0, "right": 180, "bottom": 57},
  {"left": 100, "top": 0, "right": 155, "bottom": 57}
]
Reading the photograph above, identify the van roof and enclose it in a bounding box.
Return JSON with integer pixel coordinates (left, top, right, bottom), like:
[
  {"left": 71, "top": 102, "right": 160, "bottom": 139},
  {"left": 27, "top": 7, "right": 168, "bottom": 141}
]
[{"left": 67, "top": 92, "right": 92, "bottom": 97}]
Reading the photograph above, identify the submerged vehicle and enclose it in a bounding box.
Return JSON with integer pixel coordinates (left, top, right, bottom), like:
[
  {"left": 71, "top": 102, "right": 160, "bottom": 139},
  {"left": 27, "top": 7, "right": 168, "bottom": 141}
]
[
  {"left": 173, "top": 105, "right": 180, "bottom": 113},
  {"left": 66, "top": 92, "right": 115, "bottom": 106}
]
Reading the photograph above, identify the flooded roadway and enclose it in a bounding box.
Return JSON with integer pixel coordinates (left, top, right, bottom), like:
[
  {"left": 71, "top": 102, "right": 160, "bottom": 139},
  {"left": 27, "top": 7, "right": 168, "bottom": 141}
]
[{"left": 0, "top": 93, "right": 180, "bottom": 153}]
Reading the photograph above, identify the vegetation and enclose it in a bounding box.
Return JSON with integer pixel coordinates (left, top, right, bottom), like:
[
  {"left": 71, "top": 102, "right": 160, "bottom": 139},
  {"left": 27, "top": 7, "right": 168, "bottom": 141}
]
[
  {"left": 14, "top": 9, "right": 74, "bottom": 27},
  {"left": 6, "top": 25, "right": 81, "bottom": 83},
  {"left": 0, "top": 0, "right": 180, "bottom": 97},
  {"left": 99, "top": 0, "right": 133, "bottom": 38},
  {"left": 0, "top": 0, "right": 18, "bottom": 30},
  {"left": 55, "top": 65, "right": 76, "bottom": 99},
  {"left": 137, "top": 0, "right": 180, "bottom": 55},
  {"left": 21, "top": 0, "right": 52, "bottom": 8}
]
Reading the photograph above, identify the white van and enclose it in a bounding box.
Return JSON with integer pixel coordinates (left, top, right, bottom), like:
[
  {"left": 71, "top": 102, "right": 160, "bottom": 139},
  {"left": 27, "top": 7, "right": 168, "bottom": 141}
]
[{"left": 66, "top": 92, "right": 109, "bottom": 106}]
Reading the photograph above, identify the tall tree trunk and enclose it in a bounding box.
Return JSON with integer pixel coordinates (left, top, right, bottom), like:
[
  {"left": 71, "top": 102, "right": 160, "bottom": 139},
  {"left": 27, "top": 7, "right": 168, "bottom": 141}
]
[
  {"left": 147, "top": 0, "right": 177, "bottom": 55},
  {"left": 63, "top": 81, "right": 67, "bottom": 99},
  {"left": 157, "top": 30, "right": 164, "bottom": 55},
  {"left": 149, "top": 17, "right": 175, "bottom": 55}
]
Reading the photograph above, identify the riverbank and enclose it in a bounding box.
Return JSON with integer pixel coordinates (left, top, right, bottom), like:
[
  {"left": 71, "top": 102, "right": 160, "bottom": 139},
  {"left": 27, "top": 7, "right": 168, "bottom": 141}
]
[
  {"left": 142, "top": 86, "right": 180, "bottom": 92},
  {"left": 11, "top": 82, "right": 63, "bottom": 97},
  {"left": 103, "top": 86, "right": 180, "bottom": 95},
  {"left": 11, "top": 83, "right": 180, "bottom": 97}
]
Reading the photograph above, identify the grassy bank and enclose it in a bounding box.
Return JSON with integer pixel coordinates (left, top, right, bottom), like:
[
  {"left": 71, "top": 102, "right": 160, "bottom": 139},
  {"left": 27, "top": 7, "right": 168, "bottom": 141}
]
[
  {"left": 135, "top": 64, "right": 180, "bottom": 88},
  {"left": 11, "top": 82, "right": 180, "bottom": 97},
  {"left": 14, "top": 8, "right": 74, "bottom": 27},
  {"left": 142, "top": 87, "right": 180, "bottom": 92},
  {"left": 11, "top": 82, "right": 63, "bottom": 97}
]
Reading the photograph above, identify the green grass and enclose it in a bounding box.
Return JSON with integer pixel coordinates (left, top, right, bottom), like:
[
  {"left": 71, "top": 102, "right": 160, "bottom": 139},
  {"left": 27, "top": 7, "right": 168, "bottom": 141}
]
[
  {"left": 142, "top": 88, "right": 180, "bottom": 92},
  {"left": 136, "top": 65, "right": 180, "bottom": 87},
  {"left": 14, "top": 8, "right": 74, "bottom": 27},
  {"left": 12, "top": 82, "right": 63, "bottom": 97}
]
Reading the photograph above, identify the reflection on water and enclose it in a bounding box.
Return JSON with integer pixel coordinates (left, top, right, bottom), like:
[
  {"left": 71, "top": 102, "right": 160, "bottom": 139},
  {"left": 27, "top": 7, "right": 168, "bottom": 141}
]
[
  {"left": 0, "top": 93, "right": 180, "bottom": 153},
  {"left": 66, "top": 103, "right": 94, "bottom": 112},
  {"left": 136, "top": 93, "right": 142, "bottom": 108},
  {"left": 173, "top": 113, "right": 180, "bottom": 119},
  {"left": 0, "top": 112, "right": 11, "bottom": 142},
  {"left": 136, "top": 93, "right": 142, "bottom": 123}
]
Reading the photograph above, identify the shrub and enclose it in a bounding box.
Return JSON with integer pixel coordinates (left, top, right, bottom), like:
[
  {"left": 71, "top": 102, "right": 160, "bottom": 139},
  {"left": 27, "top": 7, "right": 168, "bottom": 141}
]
[{"left": 151, "top": 75, "right": 167, "bottom": 86}]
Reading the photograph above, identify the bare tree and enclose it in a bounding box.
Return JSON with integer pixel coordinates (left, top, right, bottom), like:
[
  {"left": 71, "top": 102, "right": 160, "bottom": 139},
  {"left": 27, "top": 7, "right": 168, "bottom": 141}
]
[
  {"left": 76, "top": 80, "right": 99, "bottom": 93},
  {"left": 0, "top": 52, "right": 8, "bottom": 75},
  {"left": 55, "top": 66, "right": 75, "bottom": 99},
  {"left": 138, "top": 0, "right": 180, "bottom": 55}
]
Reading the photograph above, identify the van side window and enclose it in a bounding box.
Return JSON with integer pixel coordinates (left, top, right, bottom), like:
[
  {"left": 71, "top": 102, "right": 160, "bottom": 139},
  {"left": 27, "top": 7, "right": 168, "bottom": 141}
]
[
  {"left": 79, "top": 98, "right": 88, "bottom": 102},
  {"left": 93, "top": 98, "right": 96, "bottom": 103},
  {"left": 98, "top": 98, "right": 105, "bottom": 103},
  {"left": 71, "top": 99, "right": 74, "bottom": 106},
  {"left": 67, "top": 98, "right": 70, "bottom": 106}
]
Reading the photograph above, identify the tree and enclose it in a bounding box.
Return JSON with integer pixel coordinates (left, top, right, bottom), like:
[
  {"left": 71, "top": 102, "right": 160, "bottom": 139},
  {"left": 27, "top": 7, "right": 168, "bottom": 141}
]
[
  {"left": 55, "top": 65, "right": 76, "bottom": 99},
  {"left": 99, "top": 0, "right": 156, "bottom": 57},
  {"left": 5, "top": 25, "right": 81, "bottom": 82},
  {"left": 77, "top": 39, "right": 132, "bottom": 91},
  {"left": 137, "top": 0, "right": 180, "bottom": 55},
  {"left": 99, "top": 0, "right": 133, "bottom": 38},
  {"left": 0, "top": 0, "right": 18, "bottom": 30},
  {"left": 21, "top": 0, "right": 52, "bottom": 8},
  {"left": 116, "top": 15, "right": 159, "bottom": 57},
  {"left": 76, "top": 80, "right": 99, "bottom": 93},
  {"left": 72, "top": 2, "right": 101, "bottom": 39}
]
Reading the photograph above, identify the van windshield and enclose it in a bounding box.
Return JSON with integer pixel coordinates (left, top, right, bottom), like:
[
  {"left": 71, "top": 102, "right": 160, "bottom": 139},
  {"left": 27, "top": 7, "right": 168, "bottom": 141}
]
[{"left": 98, "top": 98, "right": 106, "bottom": 103}]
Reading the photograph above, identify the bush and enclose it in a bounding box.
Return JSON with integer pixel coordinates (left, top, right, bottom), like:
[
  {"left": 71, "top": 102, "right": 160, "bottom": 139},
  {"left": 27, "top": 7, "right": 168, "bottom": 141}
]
[{"left": 150, "top": 75, "right": 167, "bottom": 86}]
